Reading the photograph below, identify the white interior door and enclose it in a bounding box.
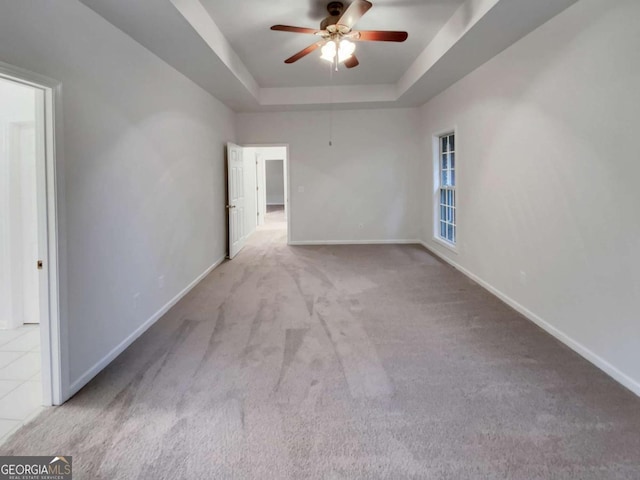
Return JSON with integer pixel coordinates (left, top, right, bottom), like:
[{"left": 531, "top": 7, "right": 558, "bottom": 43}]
[{"left": 227, "top": 142, "right": 247, "bottom": 259}]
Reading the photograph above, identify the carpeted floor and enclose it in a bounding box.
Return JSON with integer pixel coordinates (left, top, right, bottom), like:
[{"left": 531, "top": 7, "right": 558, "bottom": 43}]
[
  {"left": 2, "top": 211, "right": 639, "bottom": 479},
  {"left": 266, "top": 204, "right": 286, "bottom": 223}
]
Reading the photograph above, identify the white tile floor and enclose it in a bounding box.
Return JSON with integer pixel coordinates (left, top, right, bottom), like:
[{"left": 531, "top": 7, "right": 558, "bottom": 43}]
[{"left": 0, "top": 325, "right": 43, "bottom": 443}]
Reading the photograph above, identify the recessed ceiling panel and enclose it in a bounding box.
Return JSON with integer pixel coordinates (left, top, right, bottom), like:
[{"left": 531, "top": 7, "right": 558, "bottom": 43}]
[{"left": 200, "top": 0, "right": 465, "bottom": 87}]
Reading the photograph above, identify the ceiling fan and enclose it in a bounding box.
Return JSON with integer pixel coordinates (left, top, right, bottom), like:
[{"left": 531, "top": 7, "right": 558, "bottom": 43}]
[{"left": 271, "top": 0, "right": 408, "bottom": 70}]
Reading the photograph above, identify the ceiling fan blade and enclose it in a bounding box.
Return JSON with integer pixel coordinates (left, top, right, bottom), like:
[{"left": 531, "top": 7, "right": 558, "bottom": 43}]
[
  {"left": 271, "top": 25, "right": 319, "bottom": 35},
  {"left": 355, "top": 30, "right": 408, "bottom": 42},
  {"left": 344, "top": 55, "right": 360, "bottom": 69},
  {"left": 337, "top": 0, "right": 373, "bottom": 30},
  {"left": 284, "top": 42, "right": 324, "bottom": 63}
]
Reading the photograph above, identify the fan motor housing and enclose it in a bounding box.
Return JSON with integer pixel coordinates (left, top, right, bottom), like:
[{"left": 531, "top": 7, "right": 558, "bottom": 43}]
[{"left": 321, "top": 2, "right": 344, "bottom": 30}]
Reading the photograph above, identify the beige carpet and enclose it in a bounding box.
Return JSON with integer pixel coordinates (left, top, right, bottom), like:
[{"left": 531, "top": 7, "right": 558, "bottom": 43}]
[
  {"left": 2, "top": 213, "right": 640, "bottom": 479},
  {"left": 266, "top": 204, "right": 286, "bottom": 224}
]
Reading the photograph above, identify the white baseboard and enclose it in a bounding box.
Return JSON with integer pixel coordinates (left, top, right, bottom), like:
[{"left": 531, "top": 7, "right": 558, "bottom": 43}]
[
  {"left": 67, "top": 255, "right": 226, "bottom": 399},
  {"left": 419, "top": 240, "right": 640, "bottom": 398},
  {"left": 289, "top": 239, "right": 420, "bottom": 246}
]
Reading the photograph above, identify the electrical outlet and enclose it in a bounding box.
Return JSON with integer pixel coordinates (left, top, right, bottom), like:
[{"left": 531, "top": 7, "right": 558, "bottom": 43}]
[
  {"left": 133, "top": 293, "right": 141, "bottom": 310},
  {"left": 158, "top": 275, "right": 165, "bottom": 289}
]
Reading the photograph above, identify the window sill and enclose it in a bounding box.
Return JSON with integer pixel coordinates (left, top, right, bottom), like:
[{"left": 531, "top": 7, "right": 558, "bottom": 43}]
[{"left": 432, "top": 236, "right": 458, "bottom": 255}]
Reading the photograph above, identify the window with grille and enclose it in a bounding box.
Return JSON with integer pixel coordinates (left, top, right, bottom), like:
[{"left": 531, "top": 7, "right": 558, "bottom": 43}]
[{"left": 437, "top": 133, "right": 456, "bottom": 245}]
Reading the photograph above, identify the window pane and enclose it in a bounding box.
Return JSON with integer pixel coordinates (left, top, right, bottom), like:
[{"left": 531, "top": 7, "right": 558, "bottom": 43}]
[{"left": 436, "top": 134, "right": 456, "bottom": 245}]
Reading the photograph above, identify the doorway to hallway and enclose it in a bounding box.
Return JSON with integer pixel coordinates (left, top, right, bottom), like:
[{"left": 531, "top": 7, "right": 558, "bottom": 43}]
[
  {"left": 226, "top": 144, "right": 289, "bottom": 259},
  {"left": 0, "top": 76, "right": 45, "bottom": 439},
  {"left": 261, "top": 156, "right": 287, "bottom": 232},
  {"left": 0, "top": 63, "right": 64, "bottom": 441},
  {"left": 253, "top": 147, "right": 288, "bottom": 236}
]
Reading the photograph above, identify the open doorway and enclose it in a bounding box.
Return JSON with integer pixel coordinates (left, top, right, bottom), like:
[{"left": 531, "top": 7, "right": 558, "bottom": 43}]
[
  {"left": 255, "top": 146, "right": 288, "bottom": 235},
  {"left": 227, "top": 144, "right": 289, "bottom": 258},
  {"left": 0, "top": 66, "right": 62, "bottom": 440},
  {"left": 264, "top": 159, "right": 285, "bottom": 225},
  {"left": 252, "top": 146, "right": 288, "bottom": 240}
]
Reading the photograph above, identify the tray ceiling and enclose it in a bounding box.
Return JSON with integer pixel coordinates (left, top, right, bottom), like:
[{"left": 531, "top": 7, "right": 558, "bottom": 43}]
[
  {"left": 79, "top": 0, "right": 579, "bottom": 111},
  {"left": 199, "top": 0, "right": 465, "bottom": 87}
]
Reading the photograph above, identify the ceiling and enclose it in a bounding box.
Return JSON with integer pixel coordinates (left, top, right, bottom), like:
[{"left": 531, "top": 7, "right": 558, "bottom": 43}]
[
  {"left": 199, "top": 0, "right": 465, "bottom": 87},
  {"left": 79, "top": 0, "right": 579, "bottom": 112}
]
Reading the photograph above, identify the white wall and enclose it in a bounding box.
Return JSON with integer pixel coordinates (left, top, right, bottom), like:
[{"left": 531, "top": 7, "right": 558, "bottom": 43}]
[
  {"left": 0, "top": 79, "right": 39, "bottom": 329},
  {"left": 265, "top": 160, "right": 285, "bottom": 205},
  {"left": 420, "top": 0, "right": 640, "bottom": 394},
  {"left": 0, "top": 0, "right": 236, "bottom": 395},
  {"left": 237, "top": 109, "right": 422, "bottom": 244}
]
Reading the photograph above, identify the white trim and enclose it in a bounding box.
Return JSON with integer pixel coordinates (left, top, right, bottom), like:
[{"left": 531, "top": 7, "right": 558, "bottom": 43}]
[
  {"left": 419, "top": 240, "right": 640, "bottom": 398},
  {"left": 432, "top": 235, "right": 458, "bottom": 254},
  {"left": 0, "top": 62, "right": 65, "bottom": 406},
  {"left": 289, "top": 239, "right": 420, "bottom": 246},
  {"left": 68, "top": 255, "right": 225, "bottom": 397}
]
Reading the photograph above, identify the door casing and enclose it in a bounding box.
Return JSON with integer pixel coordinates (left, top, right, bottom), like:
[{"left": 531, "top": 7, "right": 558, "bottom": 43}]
[{"left": 0, "top": 61, "right": 65, "bottom": 406}]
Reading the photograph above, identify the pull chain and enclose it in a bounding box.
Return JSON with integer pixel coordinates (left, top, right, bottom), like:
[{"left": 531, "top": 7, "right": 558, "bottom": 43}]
[{"left": 329, "top": 63, "right": 334, "bottom": 147}]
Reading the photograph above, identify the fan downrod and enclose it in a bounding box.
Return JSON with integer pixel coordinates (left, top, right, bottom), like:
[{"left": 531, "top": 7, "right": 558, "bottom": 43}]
[
  {"left": 322, "top": 2, "right": 345, "bottom": 30},
  {"left": 327, "top": 2, "right": 344, "bottom": 16}
]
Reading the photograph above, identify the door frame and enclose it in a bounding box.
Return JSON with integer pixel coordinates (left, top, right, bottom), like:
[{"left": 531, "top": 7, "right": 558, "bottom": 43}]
[
  {"left": 0, "top": 61, "right": 66, "bottom": 406},
  {"left": 243, "top": 144, "right": 291, "bottom": 245}
]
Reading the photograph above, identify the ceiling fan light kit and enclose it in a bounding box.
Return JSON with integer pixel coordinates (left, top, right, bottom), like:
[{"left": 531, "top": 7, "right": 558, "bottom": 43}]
[
  {"left": 320, "top": 39, "right": 356, "bottom": 63},
  {"left": 270, "top": 0, "right": 408, "bottom": 70}
]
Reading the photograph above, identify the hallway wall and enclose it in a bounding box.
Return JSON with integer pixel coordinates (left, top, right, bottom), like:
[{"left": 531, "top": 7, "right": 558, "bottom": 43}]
[
  {"left": 419, "top": 0, "right": 640, "bottom": 394},
  {"left": 0, "top": 0, "right": 236, "bottom": 396},
  {"left": 265, "top": 160, "right": 284, "bottom": 206}
]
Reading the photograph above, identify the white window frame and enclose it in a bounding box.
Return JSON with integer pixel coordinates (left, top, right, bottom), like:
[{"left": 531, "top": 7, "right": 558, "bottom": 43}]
[{"left": 432, "top": 128, "right": 458, "bottom": 253}]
